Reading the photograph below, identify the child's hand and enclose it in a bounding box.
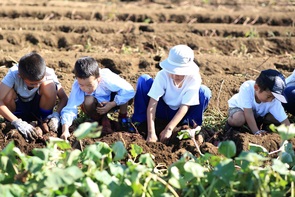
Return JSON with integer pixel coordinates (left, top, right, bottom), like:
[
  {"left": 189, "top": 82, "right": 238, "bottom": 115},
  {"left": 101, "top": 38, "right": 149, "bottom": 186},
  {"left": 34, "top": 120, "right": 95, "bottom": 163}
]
[
  {"left": 146, "top": 132, "right": 158, "bottom": 142},
  {"left": 96, "top": 102, "right": 112, "bottom": 115},
  {"left": 12, "top": 119, "right": 38, "bottom": 142},
  {"left": 254, "top": 130, "right": 267, "bottom": 135},
  {"left": 61, "top": 130, "right": 70, "bottom": 141},
  {"left": 159, "top": 128, "right": 173, "bottom": 144},
  {"left": 46, "top": 112, "right": 60, "bottom": 132}
]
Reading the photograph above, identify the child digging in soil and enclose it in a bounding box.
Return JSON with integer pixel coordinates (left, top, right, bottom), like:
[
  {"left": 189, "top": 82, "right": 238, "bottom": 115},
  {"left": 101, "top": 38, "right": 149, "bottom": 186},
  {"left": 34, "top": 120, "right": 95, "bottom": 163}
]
[
  {"left": 132, "top": 44, "right": 211, "bottom": 144},
  {"left": 227, "top": 69, "right": 290, "bottom": 135},
  {"left": 282, "top": 69, "right": 295, "bottom": 115},
  {"left": 0, "top": 52, "right": 68, "bottom": 142},
  {"left": 60, "top": 56, "right": 135, "bottom": 140}
]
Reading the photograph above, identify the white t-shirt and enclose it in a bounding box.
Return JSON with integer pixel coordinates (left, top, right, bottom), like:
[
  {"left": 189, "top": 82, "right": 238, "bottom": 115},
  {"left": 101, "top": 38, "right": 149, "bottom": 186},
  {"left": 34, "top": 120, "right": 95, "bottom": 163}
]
[
  {"left": 286, "top": 69, "right": 295, "bottom": 86},
  {"left": 228, "top": 80, "right": 287, "bottom": 122},
  {"left": 147, "top": 70, "right": 201, "bottom": 110},
  {"left": 1, "top": 64, "right": 60, "bottom": 102}
]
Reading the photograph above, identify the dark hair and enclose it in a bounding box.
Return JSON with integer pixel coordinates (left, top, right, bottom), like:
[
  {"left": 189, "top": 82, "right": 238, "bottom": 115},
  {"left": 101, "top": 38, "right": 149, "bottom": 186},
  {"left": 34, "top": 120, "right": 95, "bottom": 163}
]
[
  {"left": 74, "top": 57, "right": 100, "bottom": 79},
  {"left": 255, "top": 75, "right": 269, "bottom": 92},
  {"left": 18, "top": 52, "right": 46, "bottom": 81}
]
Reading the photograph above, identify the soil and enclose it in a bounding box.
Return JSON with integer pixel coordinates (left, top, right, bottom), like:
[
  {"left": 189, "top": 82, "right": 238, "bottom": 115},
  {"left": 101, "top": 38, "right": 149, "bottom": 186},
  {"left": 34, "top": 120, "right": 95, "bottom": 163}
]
[{"left": 0, "top": 0, "right": 294, "bottom": 166}]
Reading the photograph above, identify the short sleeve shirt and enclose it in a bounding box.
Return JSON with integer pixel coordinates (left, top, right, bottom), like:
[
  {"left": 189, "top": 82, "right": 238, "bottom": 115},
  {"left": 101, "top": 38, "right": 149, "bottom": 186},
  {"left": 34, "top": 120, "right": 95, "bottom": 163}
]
[
  {"left": 1, "top": 64, "right": 60, "bottom": 102},
  {"left": 147, "top": 70, "right": 201, "bottom": 110},
  {"left": 228, "top": 80, "right": 287, "bottom": 122}
]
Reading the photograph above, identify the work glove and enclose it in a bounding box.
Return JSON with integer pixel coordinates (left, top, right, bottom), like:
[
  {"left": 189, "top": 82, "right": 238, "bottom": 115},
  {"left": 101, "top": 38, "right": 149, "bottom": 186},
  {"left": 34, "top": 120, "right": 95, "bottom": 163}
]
[
  {"left": 11, "top": 119, "right": 38, "bottom": 142},
  {"left": 46, "top": 112, "right": 60, "bottom": 132}
]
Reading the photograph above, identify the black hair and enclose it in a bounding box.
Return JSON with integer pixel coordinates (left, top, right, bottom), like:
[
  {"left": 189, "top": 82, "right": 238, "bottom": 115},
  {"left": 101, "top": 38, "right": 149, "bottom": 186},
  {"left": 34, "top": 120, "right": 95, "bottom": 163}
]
[
  {"left": 255, "top": 74, "right": 270, "bottom": 92},
  {"left": 74, "top": 57, "right": 100, "bottom": 79},
  {"left": 18, "top": 52, "right": 46, "bottom": 81}
]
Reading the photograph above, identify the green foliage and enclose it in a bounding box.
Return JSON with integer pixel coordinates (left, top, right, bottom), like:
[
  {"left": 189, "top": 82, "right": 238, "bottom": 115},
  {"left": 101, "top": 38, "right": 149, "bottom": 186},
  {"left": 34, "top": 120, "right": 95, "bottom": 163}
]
[
  {"left": 245, "top": 28, "right": 259, "bottom": 38},
  {"left": 0, "top": 123, "right": 295, "bottom": 196}
]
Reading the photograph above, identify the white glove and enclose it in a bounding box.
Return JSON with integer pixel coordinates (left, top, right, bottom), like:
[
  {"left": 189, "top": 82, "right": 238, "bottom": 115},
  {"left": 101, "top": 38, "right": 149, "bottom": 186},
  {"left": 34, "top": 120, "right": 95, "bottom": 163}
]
[
  {"left": 46, "top": 112, "right": 60, "bottom": 132},
  {"left": 11, "top": 119, "right": 37, "bottom": 141},
  {"left": 254, "top": 130, "right": 266, "bottom": 135}
]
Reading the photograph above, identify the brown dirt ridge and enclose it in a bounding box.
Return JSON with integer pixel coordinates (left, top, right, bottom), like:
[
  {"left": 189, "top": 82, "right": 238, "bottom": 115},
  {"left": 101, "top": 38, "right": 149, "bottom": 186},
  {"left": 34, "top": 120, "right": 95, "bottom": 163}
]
[{"left": 0, "top": 0, "right": 294, "bottom": 166}]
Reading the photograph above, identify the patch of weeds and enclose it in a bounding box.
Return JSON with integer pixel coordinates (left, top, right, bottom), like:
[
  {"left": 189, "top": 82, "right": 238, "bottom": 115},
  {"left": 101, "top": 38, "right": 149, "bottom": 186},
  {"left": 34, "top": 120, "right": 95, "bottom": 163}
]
[
  {"left": 245, "top": 28, "right": 259, "bottom": 38},
  {"left": 203, "top": 108, "right": 227, "bottom": 131},
  {"left": 143, "top": 18, "right": 151, "bottom": 24},
  {"left": 84, "top": 38, "right": 92, "bottom": 52},
  {"left": 73, "top": 108, "right": 89, "bottom": 125}
]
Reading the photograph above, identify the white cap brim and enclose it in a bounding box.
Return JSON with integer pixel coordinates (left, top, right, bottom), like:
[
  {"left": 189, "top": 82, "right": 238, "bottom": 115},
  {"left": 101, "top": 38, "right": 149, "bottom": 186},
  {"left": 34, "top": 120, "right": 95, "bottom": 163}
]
[{"left": 272, "top": 92, "right": 287, "bottom": 103}]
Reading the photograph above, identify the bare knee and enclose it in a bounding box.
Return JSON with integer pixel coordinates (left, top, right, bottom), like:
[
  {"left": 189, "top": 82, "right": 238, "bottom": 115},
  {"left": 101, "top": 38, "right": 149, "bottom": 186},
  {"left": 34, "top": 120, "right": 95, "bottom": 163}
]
[
  {"left": 228, "top": 111, "right": 245, "bottom": 127},
  {"left": 83, "top": 95, "right": 97, "bottom": 112},
  {"left": 3, "top": 89, "right": 17, "bottom": 111},
  {"left": 39, "top": 82, "right": 57, "bottom": 109}
]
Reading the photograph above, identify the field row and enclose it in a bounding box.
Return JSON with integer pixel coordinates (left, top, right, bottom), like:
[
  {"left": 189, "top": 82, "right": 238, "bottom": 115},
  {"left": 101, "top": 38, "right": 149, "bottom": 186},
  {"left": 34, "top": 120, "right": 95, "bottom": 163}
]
[
  {"left": 0, "top": 3, "right": 294, "bottom": 26},
  {"left": 0, "top": 20, "right": 294, "bottom": 38}
]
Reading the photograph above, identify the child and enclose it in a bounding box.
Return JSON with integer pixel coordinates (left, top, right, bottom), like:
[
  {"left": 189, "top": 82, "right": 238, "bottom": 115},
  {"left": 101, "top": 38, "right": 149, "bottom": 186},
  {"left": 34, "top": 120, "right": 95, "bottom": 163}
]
[
  {"left": 0, "top": 52, "right": 68, "bottom": 141},
  {"left": 132, "top": 45, "right": 211, "bottom": 143},
  {"left": 60, "top": 56, "right": 135, "bottom": 140},
  {"left": 283, "top": 69, "right": 295, "bottom": 115},
  {"left": 227, "top": 69, "right": 290, "bottom": 135}
]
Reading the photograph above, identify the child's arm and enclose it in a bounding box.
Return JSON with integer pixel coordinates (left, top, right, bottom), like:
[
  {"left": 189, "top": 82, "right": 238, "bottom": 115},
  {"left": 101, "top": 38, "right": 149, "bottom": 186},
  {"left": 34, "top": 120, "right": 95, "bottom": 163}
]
[
  {"left": 159, "top": 105, "right": 189, "bottom": 143},
  {"left": 46, "top": 85, "right": 68, "bottom": 132},
  {"left": 60, "top": 124, "right": 70, "bottom": 141},
  {"left": 146, "top": 98, "right": 158, "bottom": 142},
  {"left": 244, "top": 108, "right": 260, "bottom": 134},
  {"left": 55, "top": 85, "right": 68, "bottom": 114}
]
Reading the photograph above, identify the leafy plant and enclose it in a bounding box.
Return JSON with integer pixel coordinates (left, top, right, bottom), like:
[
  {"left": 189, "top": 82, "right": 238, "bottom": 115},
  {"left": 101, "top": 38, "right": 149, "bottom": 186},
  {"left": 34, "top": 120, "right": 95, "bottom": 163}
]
[{"left": 1, "top": 122, "right": 295, "bottom": 196}]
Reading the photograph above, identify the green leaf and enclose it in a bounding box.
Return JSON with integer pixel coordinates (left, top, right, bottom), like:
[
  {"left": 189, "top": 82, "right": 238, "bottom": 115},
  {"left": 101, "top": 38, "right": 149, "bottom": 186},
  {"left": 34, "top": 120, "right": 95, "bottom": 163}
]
[
  {"left": 73, "top": 122, "right": 101, "bottom": 140},
  {"left": 0, "top": 156, "right": 18, "bottom": 179},
  {"left": 66, "top": 149, "right": 81, "bottom": 166},
  {"left": 236, "top": 151, "right": 268, "bottom": 163},
  {"left": 26, "top": 156, "right": 44, "bottom": 173},
  {"left": 130, "top": 144, "right": 143, "bottom": 159},
  {"left": 218, "top": 140, "right": 236, "bottom": 158},
  {"left": 177, "top": 130, "right": 190, "bottom": 140},
  {"left": 85, "top": 177, "right": 100, "bottom": 196},
  {"left": 93, "top": 170, "right": 113, "bottom": 185},
  {"left": 213, "top": 158, "right": 235, "bottom": 182},
  {"left": 138, "top": 153, "right": 155, "bottom": 168},
  {"left": 112, "top": 141, "right": 127, "bottom": 162},
  {"left": 0, "top": 184, "right": 24, "bottom": 197},
  {"left": 32, "top": 148, "right": 50, "bottom": 161},
  {"left": 1, "top": 141, "right": 15, "bottom": 156},
  {"left": 249, "top": 143, "right": 269, "bottom": 154},
  {"left": 276, "top": 124, "right": 295, "bottom": 141},
  {"left": 48, "top": 137, "right": 72, "bottom": 150},
  {"left": 81, "top": 142, "right": 112, "bottom": 162},
  {"left": 45, "top": 166, "right": 84, "bottom": 190},
  {"left": 168, "top": 166, "right": 186, "bottom": 189},
  {"left": 184, "top": 161, "right": 206, "bottom": 178},
  {"left": 272, "top": 159, "right": 290, "bottom": 175},
  {"left": 279, "top": 152, "right": 293, "bottom": 164}
]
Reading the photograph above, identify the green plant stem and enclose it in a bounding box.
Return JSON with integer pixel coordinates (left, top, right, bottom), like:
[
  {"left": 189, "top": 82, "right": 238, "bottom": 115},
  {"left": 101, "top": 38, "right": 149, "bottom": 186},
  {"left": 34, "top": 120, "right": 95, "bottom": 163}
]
[
  {"left": 142, "top": 172, "right": 179, "bottom": 197},
  {"left": 191, "top": 137, "right": 204, "bottom": 157}
]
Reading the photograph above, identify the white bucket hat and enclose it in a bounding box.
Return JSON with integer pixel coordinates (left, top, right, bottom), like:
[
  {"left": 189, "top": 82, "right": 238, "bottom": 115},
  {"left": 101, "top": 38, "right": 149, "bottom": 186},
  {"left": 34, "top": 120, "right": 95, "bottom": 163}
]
[{"left": 159, "top": 45, "right": 199, "bottom": 75}]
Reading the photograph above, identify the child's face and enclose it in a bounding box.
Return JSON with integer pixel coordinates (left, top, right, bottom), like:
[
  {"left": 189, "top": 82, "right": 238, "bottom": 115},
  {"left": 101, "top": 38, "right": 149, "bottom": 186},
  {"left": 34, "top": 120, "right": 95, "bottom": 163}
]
[
  {"left": 254, "top": 85, "right": 275, "bottom": 103},
  {"left": 77, "top": 76, "right": 100, "bottom": 94},
  {"left": 23, "top": 78, "right": 44, "bottom": 89},
  {"left": 170, "top": 74, "right": 185, "bottom": 83}
]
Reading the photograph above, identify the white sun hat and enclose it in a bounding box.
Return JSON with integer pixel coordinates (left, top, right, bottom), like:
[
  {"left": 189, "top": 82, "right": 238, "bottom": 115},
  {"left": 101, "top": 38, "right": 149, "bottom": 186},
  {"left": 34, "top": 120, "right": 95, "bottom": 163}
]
[{"left": 159, "top": 45, "right": 199, "bottom": 75}]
